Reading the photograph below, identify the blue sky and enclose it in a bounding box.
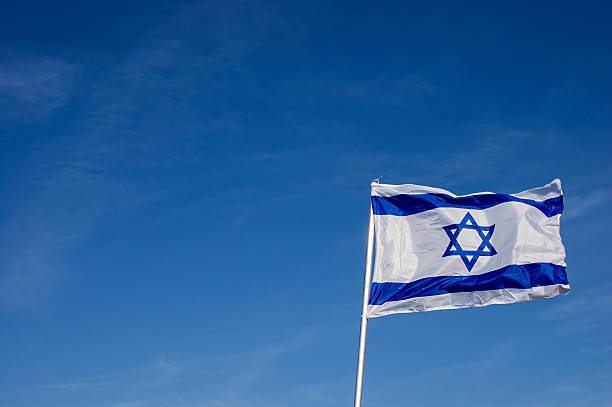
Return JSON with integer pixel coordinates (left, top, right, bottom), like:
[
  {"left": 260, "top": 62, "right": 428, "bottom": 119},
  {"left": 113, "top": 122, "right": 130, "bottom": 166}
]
[{"left": 1, "top": 1, "right": 611, "bottom": 406}]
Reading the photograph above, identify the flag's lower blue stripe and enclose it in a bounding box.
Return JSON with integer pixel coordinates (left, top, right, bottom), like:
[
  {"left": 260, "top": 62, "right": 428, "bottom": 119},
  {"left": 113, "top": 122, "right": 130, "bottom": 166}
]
[
  {"left": 369, "top": 263, "right": 568, "bottom": 305},
  {"left": 371, "top": 193, "right": 563, "bottom": 217}
]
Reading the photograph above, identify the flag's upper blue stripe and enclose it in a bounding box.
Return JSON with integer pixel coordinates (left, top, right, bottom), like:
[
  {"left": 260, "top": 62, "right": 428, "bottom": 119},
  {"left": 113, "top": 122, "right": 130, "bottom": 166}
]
[
  {"left": 371, "top": 193, "right": 563, "bottom": 217},
  {"left": 369, "top": 263, "right": 568, "bottom": 305}
]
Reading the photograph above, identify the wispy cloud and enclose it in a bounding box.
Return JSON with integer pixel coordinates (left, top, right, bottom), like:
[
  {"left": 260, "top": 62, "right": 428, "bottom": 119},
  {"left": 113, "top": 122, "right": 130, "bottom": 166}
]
[
  {"left": 362, "top": 340, "right": 519, "bottom": 407},
  {"left": 0, "top": 2, "right": 277, "bottom": 310},
  {"left": 578, "top": 342, "right": 612, "bottom": 355},
  {"left": 397, "top": 339, "right": 516, "bottom": 384},
  {"left": 40, "top": 329, "right": 319, "bottom": 407},
  {"left": 189, "top": 328, "right": 319, "bottom": 406},
  {"left": 318, "top": 127, "right": 545, "bottom": 191},
  {"left": 563, "top": 188, "right": 610, "bottom": 220},
  {"left": 539, "top": 284, "right": 612, "bottom": 333},
  {"left": 298, "top": 379, "right": 350, "bottom": 405},
  {"left": 42, "top": 378, "right": 118, "bottom": 390},
  {"left": 132, "top": 356, "right": 182, "bottom": 390},
  {"left": 308, "top": 74, "right": 435, "bottom": 107},
  {"left": 0, "top": 54, "right": 76, "bottom": 117}
]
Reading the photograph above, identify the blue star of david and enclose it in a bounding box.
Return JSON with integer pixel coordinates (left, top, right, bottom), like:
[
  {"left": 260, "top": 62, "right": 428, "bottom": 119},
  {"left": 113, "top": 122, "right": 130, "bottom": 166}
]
[{"left": 442, "top": 212, "right": 497, "bottom": 271}]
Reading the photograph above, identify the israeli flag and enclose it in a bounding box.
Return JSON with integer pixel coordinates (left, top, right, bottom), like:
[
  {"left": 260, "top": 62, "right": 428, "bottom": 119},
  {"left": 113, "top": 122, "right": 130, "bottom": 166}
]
[{"left": 367, "top": 179, "right": 569, "bottom": 318}]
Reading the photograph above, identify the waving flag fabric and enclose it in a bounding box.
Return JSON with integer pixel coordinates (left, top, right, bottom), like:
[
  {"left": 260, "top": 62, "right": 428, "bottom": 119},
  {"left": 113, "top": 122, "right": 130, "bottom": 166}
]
[{"left": 367, "top": 180, "right": 569, "bottom": 318}]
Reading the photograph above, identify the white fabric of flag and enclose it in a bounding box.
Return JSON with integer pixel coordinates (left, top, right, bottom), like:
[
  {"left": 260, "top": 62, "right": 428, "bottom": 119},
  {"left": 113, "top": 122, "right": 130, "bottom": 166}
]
[{"left": 367, "top": 179, "right": 569, "bottom": 318}]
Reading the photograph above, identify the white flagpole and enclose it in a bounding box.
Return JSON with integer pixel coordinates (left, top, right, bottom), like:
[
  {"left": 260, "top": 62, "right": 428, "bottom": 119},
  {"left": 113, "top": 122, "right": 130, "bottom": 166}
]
[{"left": 354, "top": 203, "right": 375, "bottom": 407}]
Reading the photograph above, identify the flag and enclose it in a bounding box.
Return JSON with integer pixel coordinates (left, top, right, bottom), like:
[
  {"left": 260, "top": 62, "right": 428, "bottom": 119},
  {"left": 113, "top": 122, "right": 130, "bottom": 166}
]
[{"left": 367, "top": 179, "right": 569, "bottom": 318}]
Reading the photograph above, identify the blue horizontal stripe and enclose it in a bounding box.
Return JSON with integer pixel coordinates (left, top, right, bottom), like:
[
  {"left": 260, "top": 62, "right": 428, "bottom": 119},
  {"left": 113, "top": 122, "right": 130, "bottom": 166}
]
[
  {"left": 371, "top": 193, "right": 563, "bottom": 217},
  {"left": 369, "top": 263, "right": 568, "bottom": 305}
]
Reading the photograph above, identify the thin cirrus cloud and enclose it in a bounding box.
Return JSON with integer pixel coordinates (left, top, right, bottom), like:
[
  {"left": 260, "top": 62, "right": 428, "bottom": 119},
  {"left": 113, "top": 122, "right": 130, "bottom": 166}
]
[
  {"left": 563, "top": 188, "right": 610, "bottom": 220},
  {"left": 0, "top": 6, "right": 248, "bottom": 310},
  {"left": 0, "top": 2, "right": 302, "bottom": 311},
  {"left": 539, "top": 284, "right": 612, "bottom": 333},
  {"left": 39, "top": 329, "right": 320, "bottom": 407},
  {"left": 0, "top": 0, "right": 321, "bottom": 312},
  {"left": 42, "top": 379, "right": 118, "bottom": 390},
  {"left": 0, "top": 54, "right": 76, "bottom": 118},
  {"left": 341, "top": 75, "right": 436, "bottom": 106}
]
